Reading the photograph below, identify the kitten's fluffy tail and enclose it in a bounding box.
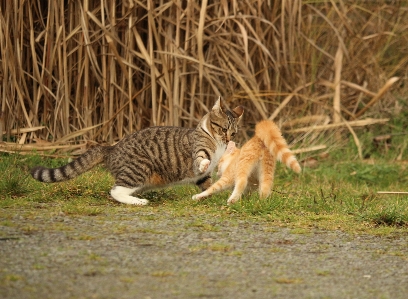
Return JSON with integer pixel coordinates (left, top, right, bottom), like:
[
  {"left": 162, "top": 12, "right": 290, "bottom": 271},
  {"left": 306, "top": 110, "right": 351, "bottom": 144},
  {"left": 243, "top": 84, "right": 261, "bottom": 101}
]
[
  {"left": 255, "top": 120, "right": 301, "bottom": 173},
  {"left": 30, "top": 146, "right": 111, "bottom": 183}
]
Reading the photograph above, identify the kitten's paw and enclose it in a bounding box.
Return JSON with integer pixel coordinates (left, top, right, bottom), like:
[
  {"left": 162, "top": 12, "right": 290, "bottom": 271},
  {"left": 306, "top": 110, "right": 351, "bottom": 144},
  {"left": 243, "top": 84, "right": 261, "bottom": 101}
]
[
  {"left": 227, "top": 196, "right": 239, "bottom": 205},
  {"left": 192, "top": 193, "right": 206, "bottom": 201},
  {"left": 199, "top": 159, "right": 211, "bottom": 173}
]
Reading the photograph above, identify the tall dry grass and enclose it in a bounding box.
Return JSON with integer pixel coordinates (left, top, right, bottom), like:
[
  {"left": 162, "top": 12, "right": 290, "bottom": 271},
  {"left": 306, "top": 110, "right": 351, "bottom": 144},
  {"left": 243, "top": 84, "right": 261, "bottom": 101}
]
[{"left": 0, "top": 0, "right": 407, "bottom": 154}]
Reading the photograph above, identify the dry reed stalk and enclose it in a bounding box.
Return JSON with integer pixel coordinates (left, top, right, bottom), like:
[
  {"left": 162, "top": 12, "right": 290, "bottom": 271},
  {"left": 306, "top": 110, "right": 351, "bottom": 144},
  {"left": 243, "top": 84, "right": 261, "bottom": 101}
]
[
  {"left": 0, "top": 142, "right": 86, "bottom": 152},
  {"left": 0, "top": 148, "right": 76, "bottom": 158},
  {"left": 333, "top": 45, "right": 343, "bottom": 127},
  {"left": 291, "top": 145, "right": 327, "bottom": 154},
  {"left": 282, "top": 116, "right": 330, "bottom": 129},
  {"left": 342, "top": 116, "right": 363, "bottom": 160},
  {"left": 197, "top": 0, "right": 208, "bottom": 96},
  {"left": 284, "top": 118, "right": 390, "bottom": 134},
  {"left": 268, "top": 83, "right": 313, "bottom": 121},
  {"left": 0, "top": 1, "right": 407, "bottom": 153},
  {"left": 355, "top": 77, "right": 400, "bottom": 118},
  {"left": 2, "top": 126, "right": 45, "bottom": 135},
  {"left": 341, "top": 81, "right": 376, "bottom": 98}
]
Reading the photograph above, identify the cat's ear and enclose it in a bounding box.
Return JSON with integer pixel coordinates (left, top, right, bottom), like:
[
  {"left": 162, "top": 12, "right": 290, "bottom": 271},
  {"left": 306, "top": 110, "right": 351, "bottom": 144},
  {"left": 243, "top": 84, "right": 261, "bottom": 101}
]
[
  {"left": 232, "top": 106, "right": 244, "bottom": 119},
  {"left": 199, "top": 114, "right": 212, "bottom": 136},
  {"left": 212, "top": 96, "right": 227, "bottom": 116}
]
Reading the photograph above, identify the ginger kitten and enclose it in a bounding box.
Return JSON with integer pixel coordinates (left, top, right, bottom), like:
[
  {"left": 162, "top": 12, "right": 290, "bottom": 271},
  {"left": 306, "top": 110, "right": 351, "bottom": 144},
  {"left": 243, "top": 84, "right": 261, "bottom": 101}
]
[{"left": 192, "top": 120, "right": 301, "bottom": 204}]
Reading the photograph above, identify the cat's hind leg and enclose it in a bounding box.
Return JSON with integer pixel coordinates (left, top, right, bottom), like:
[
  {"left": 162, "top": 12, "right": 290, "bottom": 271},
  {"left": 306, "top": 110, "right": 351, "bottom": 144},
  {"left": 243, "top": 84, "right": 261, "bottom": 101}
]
[
  {"left": 227, "top": 156, "right": 258, "bottom": 205},
  {"left": 258, "top": 154, "right": 276, "bottom": 199},
  {"left": 110, "top": 186, "right": 149, "bottom": 205},
  {"left": 110, "top": 167, "right": 151, "bottom": 205}
]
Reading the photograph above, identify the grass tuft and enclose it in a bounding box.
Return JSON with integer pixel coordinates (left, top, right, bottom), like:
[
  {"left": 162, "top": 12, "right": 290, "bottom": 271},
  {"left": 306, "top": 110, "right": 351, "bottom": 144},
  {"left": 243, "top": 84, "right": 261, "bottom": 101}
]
[
  {"left": 364, "top": 206, "right": 408, "bottom": 228},
  {"left": 0, "top": 154, "right": 31, "bottom": 197}
]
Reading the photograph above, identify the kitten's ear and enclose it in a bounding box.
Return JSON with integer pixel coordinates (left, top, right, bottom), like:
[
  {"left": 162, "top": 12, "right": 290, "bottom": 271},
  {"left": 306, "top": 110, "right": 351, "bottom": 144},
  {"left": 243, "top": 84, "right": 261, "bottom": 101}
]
[{"left": 232, "top": 106, "right": 244, "bottom": 119}]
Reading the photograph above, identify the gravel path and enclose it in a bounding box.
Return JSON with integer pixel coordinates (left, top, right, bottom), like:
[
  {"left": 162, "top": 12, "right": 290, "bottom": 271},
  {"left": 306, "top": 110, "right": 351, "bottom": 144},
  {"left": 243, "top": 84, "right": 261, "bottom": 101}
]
[{"left": 1, "top": 208, "right": 407, "bottom": 299}]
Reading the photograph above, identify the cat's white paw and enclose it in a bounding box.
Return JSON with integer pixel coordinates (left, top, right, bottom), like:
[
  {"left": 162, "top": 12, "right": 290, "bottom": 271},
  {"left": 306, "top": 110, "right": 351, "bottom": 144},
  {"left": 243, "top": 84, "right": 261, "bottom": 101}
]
[
  {"left": 199, "top": 159, "right": 211, "bottom": 173},
  {"left": 130, "top": 198, "right": 150, "bottom": 205},
  {"left": 110, "top": 186, "right": 149, "bottom": 205},
  {"left": 116, "top": 196, "right": 149, "bottom": 205}
]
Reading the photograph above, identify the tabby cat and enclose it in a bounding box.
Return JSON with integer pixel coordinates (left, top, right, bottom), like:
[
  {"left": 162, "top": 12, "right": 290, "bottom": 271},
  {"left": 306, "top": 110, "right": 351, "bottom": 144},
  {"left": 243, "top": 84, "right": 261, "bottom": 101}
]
[
  {"left": 31, "top": 98, "right": 244, "bottom": 205},
  {"left": 192, "top": 120, "right": 301, "bottom": 204}
]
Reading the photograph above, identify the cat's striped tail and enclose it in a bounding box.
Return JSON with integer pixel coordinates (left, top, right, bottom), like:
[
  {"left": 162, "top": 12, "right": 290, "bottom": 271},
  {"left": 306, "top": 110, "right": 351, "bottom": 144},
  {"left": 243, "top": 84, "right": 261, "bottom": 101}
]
[
  {"left": 30, "top": 146, "right": 111, "bottom": 183},
  {"left": 255, "top": 120, "right": 301, "bottom": 173}
]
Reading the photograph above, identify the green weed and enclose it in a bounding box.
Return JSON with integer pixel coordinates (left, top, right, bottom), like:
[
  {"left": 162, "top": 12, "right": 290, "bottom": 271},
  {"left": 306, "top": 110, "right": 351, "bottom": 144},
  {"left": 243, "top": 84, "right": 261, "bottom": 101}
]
[
  {"left": 0, "top": 154, "right": 31, "bottom": 197},
  {"left": 0, "top": 148, "right": 407, "bottom": 234}
]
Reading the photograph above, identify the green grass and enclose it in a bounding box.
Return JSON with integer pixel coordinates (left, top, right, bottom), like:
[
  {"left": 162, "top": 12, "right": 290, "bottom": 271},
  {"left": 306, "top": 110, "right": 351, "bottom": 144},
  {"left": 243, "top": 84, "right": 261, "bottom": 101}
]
[{"left": 0, "top": 148, "right": 407, "bottom": 235}]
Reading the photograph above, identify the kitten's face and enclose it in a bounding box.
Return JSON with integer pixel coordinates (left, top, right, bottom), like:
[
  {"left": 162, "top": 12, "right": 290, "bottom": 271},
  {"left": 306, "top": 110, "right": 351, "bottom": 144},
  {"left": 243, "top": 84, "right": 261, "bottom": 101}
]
[{"left": 210, "top": 98, "right": 244, "bottom": 145}]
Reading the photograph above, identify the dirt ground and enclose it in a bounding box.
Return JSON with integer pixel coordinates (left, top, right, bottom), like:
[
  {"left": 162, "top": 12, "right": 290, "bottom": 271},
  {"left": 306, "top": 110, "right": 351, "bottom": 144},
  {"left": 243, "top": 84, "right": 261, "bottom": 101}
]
[{"left": 1, "top": 207, "right": 407, "bottom": 299}]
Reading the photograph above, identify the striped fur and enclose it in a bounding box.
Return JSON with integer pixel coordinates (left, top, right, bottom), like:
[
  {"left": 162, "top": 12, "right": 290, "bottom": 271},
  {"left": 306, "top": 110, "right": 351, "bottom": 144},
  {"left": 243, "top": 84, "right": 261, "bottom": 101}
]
[
  {"left": 31, "top": 146, "right": 109, "bottom": 183},
  {"left": 30, "top": 97, "right": 243, "bottom": 205},
  {"left": 192, "top": 120, "right": 301, "bottom": 204}
]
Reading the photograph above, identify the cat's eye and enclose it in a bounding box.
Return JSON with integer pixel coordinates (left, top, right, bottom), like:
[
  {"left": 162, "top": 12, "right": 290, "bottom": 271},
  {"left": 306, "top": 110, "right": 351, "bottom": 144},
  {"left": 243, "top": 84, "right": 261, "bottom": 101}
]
[
  {"left": 231, "top": 133, "right": 236, "bottom": 137},
  {"left": 222, "top": 128, "right": 227, "bottom": 133}
]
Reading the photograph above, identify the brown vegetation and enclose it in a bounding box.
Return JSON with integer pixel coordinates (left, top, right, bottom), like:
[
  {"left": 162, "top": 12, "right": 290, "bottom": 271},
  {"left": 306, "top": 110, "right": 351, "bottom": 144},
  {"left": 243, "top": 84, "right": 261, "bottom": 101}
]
[{"left": 0, "top": 0, "right": 407, "bottom": 154}]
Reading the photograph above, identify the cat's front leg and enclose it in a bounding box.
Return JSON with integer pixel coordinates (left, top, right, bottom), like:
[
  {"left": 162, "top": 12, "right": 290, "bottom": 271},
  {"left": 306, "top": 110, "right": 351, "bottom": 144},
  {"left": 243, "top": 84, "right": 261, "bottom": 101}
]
[
  {"left": 199, "top": 159, "right": 211, "bottom": 173},
  {"left": 193, "top": 146, "right": 213, "bottom": 175}
]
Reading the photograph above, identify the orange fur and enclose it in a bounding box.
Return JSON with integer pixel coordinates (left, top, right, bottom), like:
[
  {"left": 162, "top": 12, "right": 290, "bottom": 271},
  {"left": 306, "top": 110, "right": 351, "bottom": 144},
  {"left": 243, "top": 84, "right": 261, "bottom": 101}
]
[{"left": 192, "top": 120, "right": 301, "bottom": 204}]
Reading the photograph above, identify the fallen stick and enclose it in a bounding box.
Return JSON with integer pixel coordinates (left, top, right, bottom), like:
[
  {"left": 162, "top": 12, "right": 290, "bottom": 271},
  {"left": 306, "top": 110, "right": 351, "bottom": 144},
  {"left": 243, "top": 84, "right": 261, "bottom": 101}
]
[
  {"left": 2, "top": 126, "right": 46, "bottom": 135},
  {"left": 0, "top": 148, "right": 73, "bottom": 159},
  {"left": 0, "top": 142, "right": 86, "bottom": 152},
  {"left": 292, "top": 145, "right": 327, "bottom": 154},
  {"left": 377, "top": 191, "right": 408, "bottom": 195}
]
